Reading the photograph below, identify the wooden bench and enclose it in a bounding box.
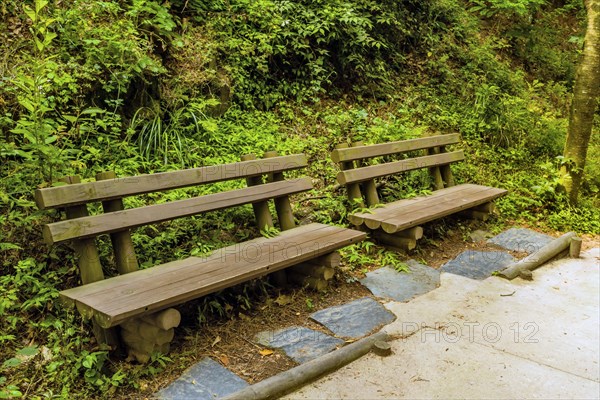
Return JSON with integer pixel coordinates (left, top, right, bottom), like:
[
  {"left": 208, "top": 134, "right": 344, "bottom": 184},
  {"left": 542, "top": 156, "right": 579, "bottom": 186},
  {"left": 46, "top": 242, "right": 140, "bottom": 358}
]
[
  {"left": 36, "top": 153, "right": 366, "bottom": 362},
  {"left": 331, "top": 133, "right": 507, "bottom": 250}
]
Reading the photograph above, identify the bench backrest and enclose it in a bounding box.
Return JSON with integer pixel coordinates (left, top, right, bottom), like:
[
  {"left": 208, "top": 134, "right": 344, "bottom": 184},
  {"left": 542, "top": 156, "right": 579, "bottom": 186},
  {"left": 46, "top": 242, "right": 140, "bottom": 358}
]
[
  {"left": 35, "top": 153, "right": 309, "bottom": 284},
  {"left": 331, "top": 133, "right": 462, "bottom": 207}
]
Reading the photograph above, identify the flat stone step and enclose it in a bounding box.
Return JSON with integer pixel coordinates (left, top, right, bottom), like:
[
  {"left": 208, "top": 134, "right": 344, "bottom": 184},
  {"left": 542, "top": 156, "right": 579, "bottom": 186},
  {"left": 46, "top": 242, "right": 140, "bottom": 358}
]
[
  {"left": 155, "top": 357, "right": 248, "bottom": 400},
  {"left": 309, "top": 297, "right": 396, "bottom": 339},
  {"left": 255, "top": 326, "right": 344, "bottom": 364},
  {"left": 361, "top": 260, "right": 440, "bottom": 302},
  {"left": 488, "top": 228, "right": 554, "bottom": 254},
  {"left": 441, "top": 250, "right": 515, "bottom": 280}
]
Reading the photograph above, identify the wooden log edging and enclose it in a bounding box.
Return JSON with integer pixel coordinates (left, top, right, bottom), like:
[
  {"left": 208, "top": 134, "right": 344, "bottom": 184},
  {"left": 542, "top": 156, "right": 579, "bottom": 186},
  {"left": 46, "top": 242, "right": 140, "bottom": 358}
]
[
  {"left": 498, "top": 232, "right": 579, "bottom": 280},
  {"left": 222, "top": 331, "right": 391, "bottom": 400},
  {"left": 569, "top": 237, "right": 582, "bottom": 258}
]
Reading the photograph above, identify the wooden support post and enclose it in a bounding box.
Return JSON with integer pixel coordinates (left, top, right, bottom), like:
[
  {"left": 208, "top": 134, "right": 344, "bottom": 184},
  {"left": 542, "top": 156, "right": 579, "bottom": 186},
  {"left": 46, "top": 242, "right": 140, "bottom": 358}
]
[
  {"left": 288, "top": 271, "right": 328, "bottom": 291},
  {"left": 336, "top": 143, "right": 364, "bottom": 208},
  {"left": 264, "top": 151, "right": 296, "bottom": 231},
  {"left": 241, "top": 154, "right": 284, "bottom": 286},
  {"left": 290, "top": 251, "right": 342, "bottom": 282},
  {"left": 427, "top": 147, "right": 444, "bottom": 190},
  {"left": 395, "top": 226, "right": 424, "bottom": 241},
  {"left": 373, "top": 231, "right": 417, "bottom": 251},
  {"left": 472, "top": 202, "right": 495, "bottom": 213},
  {"left": 61, "top": 176, "right": 104, "bottom": 284},
  {"left": 290, "top": 263, "right": 335, "bottom": 280},
  {"left": 498, "top": 232, "right": 577, "bottom": 280},
  {"left": 459, "top": 202, "right": 496, "bottom": 221},
  {"left": 311, "top": 251, "right": 341, "bottom": 268},
  {"left": 120, "top": 308, "right": 181, "bottom": 363},
  {"left": 60, "top": 176, "right": 120, "bottom": 350},
  {"left": 241, "top": 154, "right": 274, "bottom": 231},
  {"left": 569, "top": 237, "right": 582, "bottom": 258},
  {"left": 95, "top": 171, "right": 139, "bottom": 275},
  {"left": 459, "top": 210, "right": 490, "bottom": 221},
  {"left": 141, "top": 308, "right": 181, "bottom": 330},
  {"left": 438, "top": 145, "right": 455, "bottom": 187},
  {"left": 460, "top": 203, "right": 492, "bottom": 220},
  {"left": 353, "top": 141, "right": 379, "bottom": 206}
]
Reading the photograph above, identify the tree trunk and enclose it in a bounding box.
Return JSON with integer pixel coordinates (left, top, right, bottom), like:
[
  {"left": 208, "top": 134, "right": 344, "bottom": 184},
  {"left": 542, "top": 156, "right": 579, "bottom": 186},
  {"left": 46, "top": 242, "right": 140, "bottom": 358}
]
[{"left": 560, "top": 0, "right": 600, "bottom": 204}]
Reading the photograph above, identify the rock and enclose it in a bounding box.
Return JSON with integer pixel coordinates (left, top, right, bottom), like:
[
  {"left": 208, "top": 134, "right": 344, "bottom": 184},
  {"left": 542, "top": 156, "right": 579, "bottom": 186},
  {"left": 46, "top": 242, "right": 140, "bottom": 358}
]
[{"left": 469, "top": 230, "right": 492, "bottom": 242}]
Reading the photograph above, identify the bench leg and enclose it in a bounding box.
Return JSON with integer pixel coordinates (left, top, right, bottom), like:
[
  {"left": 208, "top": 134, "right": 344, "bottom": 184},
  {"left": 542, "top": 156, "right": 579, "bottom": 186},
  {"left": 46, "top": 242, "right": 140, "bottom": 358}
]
[
  {"left": 120, "top": 308, "right": 181, "bottom": 363},
  {"left": 288, "top": 251, "right": 341, "bottom": 291},
  {"left": 373, "top": 231, "right": 418, "bottom": 251},
  {"left": 92, "top": 324, "right": 122, "bottom": 354},
  {"left": 270, "top": 270, "right": 288, "bottom": 288},
  {"left": 459, "top": 202, "right": 495, "bottom": 221}
]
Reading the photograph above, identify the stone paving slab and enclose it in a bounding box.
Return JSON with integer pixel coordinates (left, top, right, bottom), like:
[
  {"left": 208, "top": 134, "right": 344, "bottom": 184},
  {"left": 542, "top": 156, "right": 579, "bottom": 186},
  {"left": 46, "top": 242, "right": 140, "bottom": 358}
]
[
  {"left": 360, "top": 260, "right": 440, "bottom": 302},
  {"left": 441, "top": 250, "right": 515, "bottom": 280},
  {"left": 488, "top": 227, "right": 554, "bottom": 253},
  {"left": 155, "top": 357, "right": 248, "bottom": 400},
  {"left": 309, "top": 297, "right": 396, "bottom": 339},
  {"left": 255, "top": 326, "right": 344, "bottom": 364}
]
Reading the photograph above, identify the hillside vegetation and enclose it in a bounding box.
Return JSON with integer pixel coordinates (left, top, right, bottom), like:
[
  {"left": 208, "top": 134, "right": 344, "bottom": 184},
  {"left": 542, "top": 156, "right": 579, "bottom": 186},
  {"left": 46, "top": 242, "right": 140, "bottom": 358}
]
[{"left": 0, "top": 0, "right": 598, "bottom": 398}]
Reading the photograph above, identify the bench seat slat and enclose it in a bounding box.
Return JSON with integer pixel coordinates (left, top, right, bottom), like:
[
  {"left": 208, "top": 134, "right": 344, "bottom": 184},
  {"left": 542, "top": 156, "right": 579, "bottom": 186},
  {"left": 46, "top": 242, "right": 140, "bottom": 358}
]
[
  {"left": 35, "top": 154, "right": 308, "bottom": 210},
  {"left": 348, "top": 184, "right": 474, "bottom": 227},
  {"left": 331, "top": 133, "right": 461, "bottom": 163},
  {"left": 350, "top": 184, "right": 507, "bottom": 233},
  {"left": 337, "top": 151, "right": 465, "bottom": 185},
  {"left": 43, "top": 178, "right": 313, "bottom": 244},
  {"left": 59, "top": 223, "right": 367, "bottom": 328}
]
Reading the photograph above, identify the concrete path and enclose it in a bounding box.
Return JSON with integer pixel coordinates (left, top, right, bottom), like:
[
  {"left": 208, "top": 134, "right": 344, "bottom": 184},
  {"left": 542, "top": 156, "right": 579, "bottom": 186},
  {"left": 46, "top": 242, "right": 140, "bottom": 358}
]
[{"left": 285, "top": 248, "right": 600, "bottom": 399}]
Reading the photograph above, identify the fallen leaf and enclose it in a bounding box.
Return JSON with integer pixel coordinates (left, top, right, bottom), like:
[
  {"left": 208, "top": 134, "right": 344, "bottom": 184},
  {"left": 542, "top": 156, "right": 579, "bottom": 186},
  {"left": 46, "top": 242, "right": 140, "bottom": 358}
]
[
  {"left": 219, "top": 354, "right": 230, "bottom": 366},
  {"left": 211, "top": 336, "right": 221, "bottom": 347},
  {"left": 239, "top": 312, "right": 250, "bottom": 320},
  {"left": 259, "top": 349, "right": 274, "bottom": 356},
  {"left": 274, "top": 294, "right": 293, "bottom": 306}
]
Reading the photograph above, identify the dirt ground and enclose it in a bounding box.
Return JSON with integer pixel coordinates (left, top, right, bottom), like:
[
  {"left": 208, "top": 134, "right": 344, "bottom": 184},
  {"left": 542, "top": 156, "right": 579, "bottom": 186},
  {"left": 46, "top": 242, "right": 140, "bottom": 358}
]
[{"left": 116, "top": 219, "right": 599, "bottom": 399}]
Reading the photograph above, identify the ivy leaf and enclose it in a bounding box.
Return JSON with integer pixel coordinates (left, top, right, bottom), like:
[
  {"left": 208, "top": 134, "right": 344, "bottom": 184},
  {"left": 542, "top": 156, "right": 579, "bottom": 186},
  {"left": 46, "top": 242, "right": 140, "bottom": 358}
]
[
  {"left": 2, "top": 358, "right": 21, "bottom": 368},
  {"left": 17, "top": 346, "right": 39, "bottom": 357}
]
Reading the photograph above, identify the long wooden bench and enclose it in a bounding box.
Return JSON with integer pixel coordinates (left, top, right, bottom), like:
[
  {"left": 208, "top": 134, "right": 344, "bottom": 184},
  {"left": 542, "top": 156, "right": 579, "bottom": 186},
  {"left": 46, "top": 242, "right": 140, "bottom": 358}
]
[
  {"left": 36, "top": 153, "right": 366, "bottom": 362},
  {"left": 332, "top": 133, "right": 507, "bottom": 250}
]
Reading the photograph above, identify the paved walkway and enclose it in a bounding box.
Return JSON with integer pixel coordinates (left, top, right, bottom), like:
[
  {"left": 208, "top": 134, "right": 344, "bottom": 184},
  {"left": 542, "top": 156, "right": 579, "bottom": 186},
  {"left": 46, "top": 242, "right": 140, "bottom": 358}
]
[{"left": 284, "top": 248, "right": 600, "bottom": 399}]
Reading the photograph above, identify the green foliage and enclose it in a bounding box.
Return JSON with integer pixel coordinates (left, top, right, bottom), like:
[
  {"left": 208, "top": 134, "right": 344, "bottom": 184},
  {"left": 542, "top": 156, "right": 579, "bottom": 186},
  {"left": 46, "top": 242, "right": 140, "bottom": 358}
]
[
  {"left": 57, "top": 0, "right": 170, "bottom": 100},
  {"left": 340, "top": 241, "right": 409, "bottom": 273},
  {"left": 0, "top": 259, "right": 62, "bottom": 341},
  {"left": 305, "top": 298, "right": 314, "bottom": 311},
  {"left": 0, "top": 376, "right": 22, "bottom": 399},
  {"left": 128, "top": 99, "right": 219, "bottom": 166},
  {"left": 185, "top": 0, "right": 467, "bottom": 108},
  {"left": 7, "top": 0, "right": 60, "bottom": 182},
  {"left": 470, "top": 0, "right": 546, "bottom": 17},
  {"left": 260, "top": 225, "right": 281, "bottom": 238}
]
